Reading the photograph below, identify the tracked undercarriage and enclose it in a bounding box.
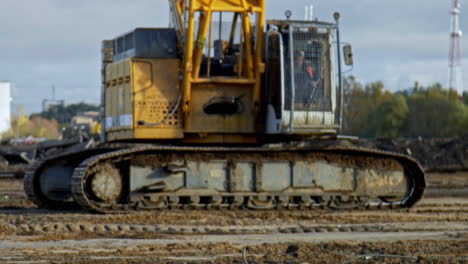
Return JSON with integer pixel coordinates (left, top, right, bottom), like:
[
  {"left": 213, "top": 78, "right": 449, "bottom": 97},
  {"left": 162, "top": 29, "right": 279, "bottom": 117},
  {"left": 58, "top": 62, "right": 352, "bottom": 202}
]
[{"left": 25, "top": 141, "right": 426, "bottom": 213}]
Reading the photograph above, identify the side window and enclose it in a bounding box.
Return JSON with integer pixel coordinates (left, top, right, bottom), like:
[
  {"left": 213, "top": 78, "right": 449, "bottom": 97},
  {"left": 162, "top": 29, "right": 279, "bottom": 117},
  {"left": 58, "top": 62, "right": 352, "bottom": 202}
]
[{"left": 284, "top": 28, "right": 332, "bottom": 112}]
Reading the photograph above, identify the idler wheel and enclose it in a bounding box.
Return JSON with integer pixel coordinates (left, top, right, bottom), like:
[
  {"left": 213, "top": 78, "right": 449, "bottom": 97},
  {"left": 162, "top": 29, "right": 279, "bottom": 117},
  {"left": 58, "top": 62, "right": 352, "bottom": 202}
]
[{"left": 90, "top": 163, "right": 122, "bottom": 202}]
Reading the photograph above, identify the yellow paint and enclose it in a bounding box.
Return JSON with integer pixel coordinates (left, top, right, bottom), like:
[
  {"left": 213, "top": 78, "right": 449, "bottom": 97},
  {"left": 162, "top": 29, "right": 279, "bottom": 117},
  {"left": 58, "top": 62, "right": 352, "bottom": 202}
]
[
  {"left": 174, "top": 0, "right": 265, "bottom": 139},
  {"left": 105, "top": 58, "right": 184, "bottom": 141},
  {"left": 105, "top": 0, "right": 267, "bottom": 143},
  {"left": 185, "top": 82, "right": 255, "bottom": 133}
]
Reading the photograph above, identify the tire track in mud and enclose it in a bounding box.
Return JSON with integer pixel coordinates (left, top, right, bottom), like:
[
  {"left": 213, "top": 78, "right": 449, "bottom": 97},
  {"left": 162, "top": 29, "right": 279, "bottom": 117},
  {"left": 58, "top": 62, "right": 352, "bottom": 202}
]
[
  {"left": 3, "top": 221, "right": 467, "bottom": 236},
  {"left": 2, "top": 238, "right": 467, "bottom": 264}
]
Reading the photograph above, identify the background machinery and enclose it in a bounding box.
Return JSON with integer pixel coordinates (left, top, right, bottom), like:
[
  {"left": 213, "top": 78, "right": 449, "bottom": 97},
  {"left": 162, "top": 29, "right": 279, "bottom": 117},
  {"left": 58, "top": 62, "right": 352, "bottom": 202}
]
[{"left": 25, "top": 0, "right": 425, "bottom": 213}]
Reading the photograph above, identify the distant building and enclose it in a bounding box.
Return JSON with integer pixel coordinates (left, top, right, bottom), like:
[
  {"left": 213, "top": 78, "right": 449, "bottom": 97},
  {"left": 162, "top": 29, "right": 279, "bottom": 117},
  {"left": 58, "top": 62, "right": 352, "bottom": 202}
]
[
  {"left": 42, "top": 85, "right": 64, "bottom": 112},
  {"left": 42, "top": 99, "right": 65, "bottom": 112},
  {"left": 0, "top": 82, "right": 12, "bottom": 136}
]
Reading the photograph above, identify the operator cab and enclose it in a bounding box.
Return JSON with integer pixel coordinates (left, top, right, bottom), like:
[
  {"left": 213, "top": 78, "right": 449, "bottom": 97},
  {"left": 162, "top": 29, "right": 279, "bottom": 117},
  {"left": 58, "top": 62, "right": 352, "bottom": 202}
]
[{"left": 264, "top": 18, "right": 346, "bottom": 136}]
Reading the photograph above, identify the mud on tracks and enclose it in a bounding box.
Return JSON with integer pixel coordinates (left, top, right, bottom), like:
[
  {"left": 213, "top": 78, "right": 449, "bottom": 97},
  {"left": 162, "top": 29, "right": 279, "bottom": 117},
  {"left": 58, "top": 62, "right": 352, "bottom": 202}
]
[{"left": 0, "top": 174, "right": 466, "bottom": 263}]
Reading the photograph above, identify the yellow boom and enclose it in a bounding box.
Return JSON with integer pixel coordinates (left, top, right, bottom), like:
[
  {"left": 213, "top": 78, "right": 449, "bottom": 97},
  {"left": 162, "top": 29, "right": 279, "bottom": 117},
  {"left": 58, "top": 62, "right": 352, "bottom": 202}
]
[{"left": 171, "top": 0, "right": 266, "bottom": 121}]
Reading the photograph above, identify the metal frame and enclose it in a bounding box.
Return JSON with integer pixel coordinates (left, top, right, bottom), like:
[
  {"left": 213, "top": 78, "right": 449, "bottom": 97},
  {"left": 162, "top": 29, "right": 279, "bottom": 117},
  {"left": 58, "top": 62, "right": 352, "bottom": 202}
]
[
  {"left": 288, "top": 26, "right": 295, "bottom": 132},
  {"left": 335, "top": 20, "right": 344, "bottom": 133},
  {"left": 279, "top": 28, "right": 286, "bottom": 126},
  {"left": 173, "top": 0, "right": 266, "bottom": 118},
  {"left": 275, "top": 20, "right": 343, "bottom": 134},
  {"left": 267, "top": 20, "right": 338, "bottom": 30},
  {"left": 100, "top": 40, "right": 114, "bottom": 143}
]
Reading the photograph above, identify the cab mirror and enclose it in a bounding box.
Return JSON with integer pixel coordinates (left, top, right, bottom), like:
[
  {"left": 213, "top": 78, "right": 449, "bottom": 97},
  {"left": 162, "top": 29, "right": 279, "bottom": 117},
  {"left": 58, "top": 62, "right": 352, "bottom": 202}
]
[{"left": 343, "top": 44, "right": 353, "bottom": 66}]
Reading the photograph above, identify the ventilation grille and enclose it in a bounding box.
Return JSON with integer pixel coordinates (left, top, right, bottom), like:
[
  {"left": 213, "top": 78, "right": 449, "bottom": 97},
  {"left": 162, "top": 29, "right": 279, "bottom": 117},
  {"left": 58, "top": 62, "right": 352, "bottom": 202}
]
[{"left": 136, "top": 100, "right": 181, "bottom": 128}]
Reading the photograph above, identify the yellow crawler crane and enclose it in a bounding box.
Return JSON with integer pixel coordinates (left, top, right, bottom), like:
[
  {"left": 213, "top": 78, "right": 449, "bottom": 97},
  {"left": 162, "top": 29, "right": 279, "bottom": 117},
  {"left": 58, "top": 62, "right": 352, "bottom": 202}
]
[{"left": 25, "top": 0, "right": 425, "bottom": 213}]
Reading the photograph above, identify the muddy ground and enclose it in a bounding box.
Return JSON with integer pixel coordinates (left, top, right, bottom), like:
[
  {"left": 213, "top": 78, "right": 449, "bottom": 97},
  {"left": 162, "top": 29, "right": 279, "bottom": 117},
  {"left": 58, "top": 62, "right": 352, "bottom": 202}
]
[{"left": 0, "top": 172, "right": 465, "bottom": 263}]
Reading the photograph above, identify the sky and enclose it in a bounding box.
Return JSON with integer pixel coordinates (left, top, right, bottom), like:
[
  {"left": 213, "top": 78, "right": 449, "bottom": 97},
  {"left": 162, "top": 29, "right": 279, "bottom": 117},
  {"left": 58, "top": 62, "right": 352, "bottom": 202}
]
[{"left": 0, "top": 0, "right": 466, "bottom": 114}]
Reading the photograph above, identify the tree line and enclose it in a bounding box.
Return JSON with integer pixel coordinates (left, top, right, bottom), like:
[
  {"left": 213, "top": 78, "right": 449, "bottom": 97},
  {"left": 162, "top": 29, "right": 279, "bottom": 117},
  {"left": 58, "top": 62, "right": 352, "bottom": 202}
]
[
  {"left": 342, "top": 76, "right": 468, "bottom": 138},
  {"left": 31, "top": 102, "right": 99, "bottom": 125},
  {"left": 2, "top": 103, "right": 99, "bottom": 140}
]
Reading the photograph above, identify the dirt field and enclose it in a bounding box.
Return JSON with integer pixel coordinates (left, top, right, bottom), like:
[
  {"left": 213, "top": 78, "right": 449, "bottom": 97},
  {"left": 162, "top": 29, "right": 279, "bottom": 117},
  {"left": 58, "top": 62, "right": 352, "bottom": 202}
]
[{"left": 0, "top": 173, "right": 466, "bottom": 263}]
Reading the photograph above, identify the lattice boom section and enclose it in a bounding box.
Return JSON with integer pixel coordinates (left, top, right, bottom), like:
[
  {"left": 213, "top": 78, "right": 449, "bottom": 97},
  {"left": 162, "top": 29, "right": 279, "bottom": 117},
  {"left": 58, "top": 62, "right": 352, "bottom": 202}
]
[{"left": 136, "top": 100, "right": 182, "bottom": 128}]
